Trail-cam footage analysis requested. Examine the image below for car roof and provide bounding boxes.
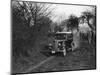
[56,31,72,34]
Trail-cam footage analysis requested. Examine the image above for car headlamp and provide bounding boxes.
[58,43,61,46]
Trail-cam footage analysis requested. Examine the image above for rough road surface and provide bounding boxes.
[22,41,96,73]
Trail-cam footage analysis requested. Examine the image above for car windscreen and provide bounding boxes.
[55,34,66,40]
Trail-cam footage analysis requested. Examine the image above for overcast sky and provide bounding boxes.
[50,4,94,23]
[12,1,95,24]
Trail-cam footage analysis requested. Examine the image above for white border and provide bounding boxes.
[0,0,99,75]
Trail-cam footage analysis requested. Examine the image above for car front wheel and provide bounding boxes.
[63,49,66,56]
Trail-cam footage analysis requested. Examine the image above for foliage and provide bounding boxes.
[59,15,79,31]
[12,1,53,58]
[67,15,79,30]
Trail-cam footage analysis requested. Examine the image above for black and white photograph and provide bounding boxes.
[11,0,96,74]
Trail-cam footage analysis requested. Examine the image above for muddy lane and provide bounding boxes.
[30,42,96,73]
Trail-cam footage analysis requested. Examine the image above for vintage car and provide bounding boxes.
[48,31,73,56]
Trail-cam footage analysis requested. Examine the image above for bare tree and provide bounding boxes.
[12,1,54,58]
[80,9,96,44]
[13,1,54,26]
[82,11,95,31]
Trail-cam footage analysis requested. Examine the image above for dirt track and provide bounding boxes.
[23,41,96,73]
